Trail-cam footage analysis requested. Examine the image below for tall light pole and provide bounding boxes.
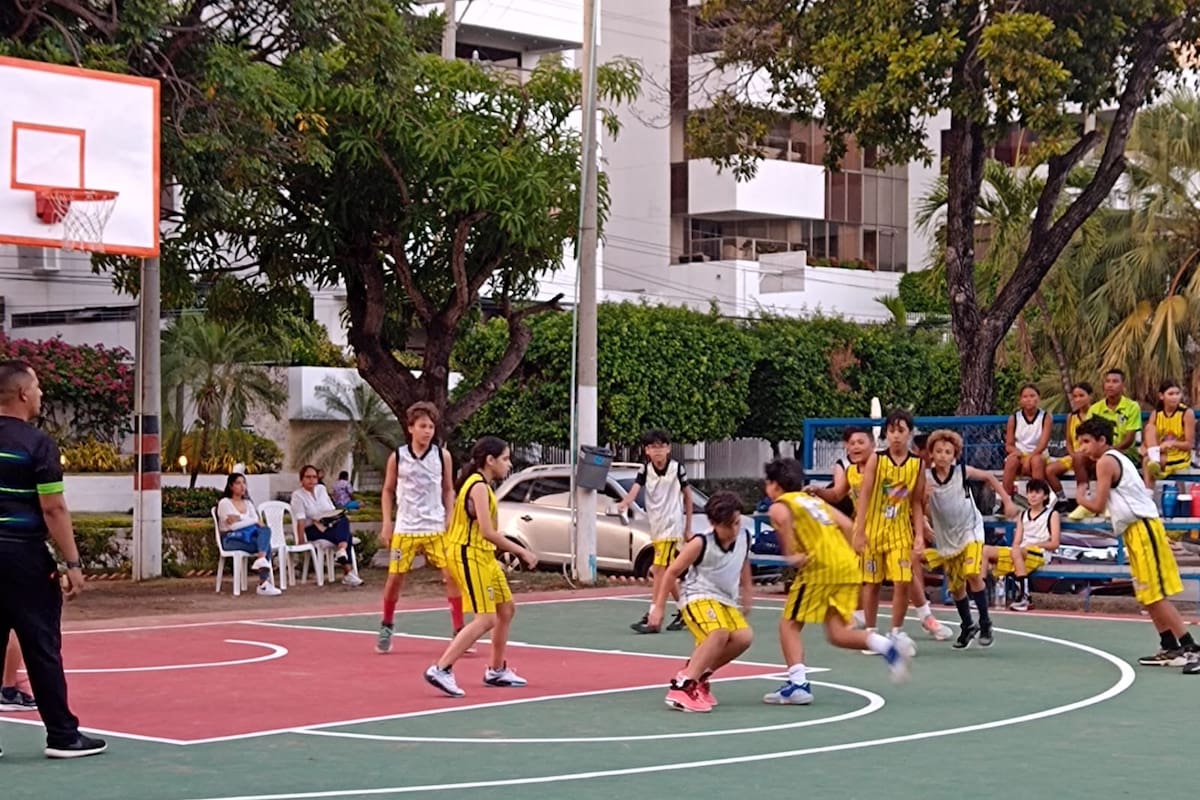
[572,0,601,584]
[442,0,457,59]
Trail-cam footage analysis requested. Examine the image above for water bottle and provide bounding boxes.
[1162,484,1179,517]
[1190,484,1200,520]
[994,577,1006,606]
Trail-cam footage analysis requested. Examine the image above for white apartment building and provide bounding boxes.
[0,1,940,351]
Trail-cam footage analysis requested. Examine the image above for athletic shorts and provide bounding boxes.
[447,545,512,614]
[681,599,748,645]
[783,581,859,625]
[924,541,983,595]
[388,532,448,574]
[653,539,681,568]
[861,547,912,584]
[1147,460,1190,480]
[1122,518,1183,607]
[991,546,1046,577]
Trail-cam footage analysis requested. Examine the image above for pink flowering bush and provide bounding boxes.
[0,335,134,443]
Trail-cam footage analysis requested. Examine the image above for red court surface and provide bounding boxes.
[0,621,777,744]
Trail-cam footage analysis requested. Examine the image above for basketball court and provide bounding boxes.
[2,588,1195,798]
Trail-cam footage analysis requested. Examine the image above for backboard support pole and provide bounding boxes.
[133,255,162,580]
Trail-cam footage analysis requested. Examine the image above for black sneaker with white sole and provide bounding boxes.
[1137,649,1186,667]
[978,621,994,648]
[953,622,979,650]
[1181,651,1200,675]
[45,733,107,759]
[630,614,660,634]
[666,611,686,631]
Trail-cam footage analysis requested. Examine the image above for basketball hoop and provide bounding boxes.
[34,187,119,253]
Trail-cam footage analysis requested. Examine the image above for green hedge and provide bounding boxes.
[163,487,223,518]
[691,478,765,513]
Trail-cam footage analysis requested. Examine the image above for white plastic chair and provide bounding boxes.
[258,500,320,589]
[212,507,252,596]
[311,537,361,584]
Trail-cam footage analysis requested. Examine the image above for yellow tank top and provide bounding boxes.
[1154,407,1190,467]
[846,462,865,509]
[447,473,498,551]
[865,450,921,551]
[779,491,859,585]
[1065,410,1086,453]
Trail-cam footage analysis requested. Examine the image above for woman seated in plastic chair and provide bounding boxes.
[217,473,282,596]
[291,464,363,586]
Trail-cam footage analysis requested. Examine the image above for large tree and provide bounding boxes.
[691,0,1200,412]
[2,1,639,434]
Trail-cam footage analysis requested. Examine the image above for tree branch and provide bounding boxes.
[444,293,564,429]
[388,239,436,323]
[449,211,488,311]
[378,149,412,207]
[345,259,419,412]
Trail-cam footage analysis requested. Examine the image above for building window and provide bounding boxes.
[11,306,137,328]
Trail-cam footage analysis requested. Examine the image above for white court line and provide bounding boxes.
[239,619,824,673]
[177,625,1137,800]
[61,640,287,674]
[295,679,884,744]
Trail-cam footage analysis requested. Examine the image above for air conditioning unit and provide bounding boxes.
[16,246,61,274]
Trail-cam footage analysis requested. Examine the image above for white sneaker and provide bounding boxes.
[256,582,282,596]
[484,662,528,687]
[890,630,917,658]
[921,615,953,641]
[424,665,465,697]
[342,573,364,587]
[762,681,813,705]
[251,557,271,571]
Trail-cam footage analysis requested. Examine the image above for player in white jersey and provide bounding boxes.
[376,402,459,654]
[920,430,1016,649]
[984,479,1060,611]
[1002,384,1052,496]
[618,429,694,633]
[1074,417,1199,673]
[648,491,752,712]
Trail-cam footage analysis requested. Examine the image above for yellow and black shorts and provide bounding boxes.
[924,541,983,595]
[653,539,681,568]
[783,581,859,625]
[861,547,913,584]
[681,599,748,645]
[446,545,512,614]
[1122,518,1183,607]
[388,532,448,574]
[991,545,1046,577]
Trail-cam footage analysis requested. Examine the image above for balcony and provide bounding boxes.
[688,158,825,220]
[416,1,582,51]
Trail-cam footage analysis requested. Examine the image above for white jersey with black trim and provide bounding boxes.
[1019,507,1053,548]
[637,459,688,540]
[680,530,750,608]
[1013,409,1045,454]
[925,465,983,555]
[394,443,446,535]
[1103,448,1158,534]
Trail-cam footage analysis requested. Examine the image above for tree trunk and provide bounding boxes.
[1032,291,1072,397]
[958,336,999,415]
[189,423,210,490]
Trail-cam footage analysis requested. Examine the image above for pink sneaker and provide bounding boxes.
[921,615,953,641]
[665,683,711,712]
[696,679,718,707]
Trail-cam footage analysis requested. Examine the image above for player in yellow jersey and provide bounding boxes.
[424,437,538,698]
[764,458,911,704]
[1141,379,1194,488]
[1046,382,1092,496]
[811,426,951,642]
[852,409,924,658]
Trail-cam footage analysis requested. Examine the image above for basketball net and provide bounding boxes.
[39,188,119,253]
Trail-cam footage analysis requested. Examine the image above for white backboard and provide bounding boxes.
[0,56,160,257]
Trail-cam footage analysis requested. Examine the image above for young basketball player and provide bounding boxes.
[618,430,694,633]
[920,430,1015,649]
[376,402,459,654]
[1074,417,1200,674]
[648,491,753,712]
[1141,379,1195,488]
[852,409,924,657]
[764,458,910,705]
[424,437,538,697]
[984,478,1060,612]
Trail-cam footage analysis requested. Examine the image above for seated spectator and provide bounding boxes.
[291,464,363,586]
[1,632,36,711]
[332,470,361,510]
[983,479,1061,612]
[1002,384,1052,498]
[1047,382,1092,497]
[217,473,281,596]
[1142,379,1194,489]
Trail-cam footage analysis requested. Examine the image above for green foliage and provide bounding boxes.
[292,377,404,481]
[898,271,949,314]
[59,439,134,473]
[689,478,765,513]
[0,336,134,443]
[162,488,223,518]
[455,303,755,447]
[179,429,284,475]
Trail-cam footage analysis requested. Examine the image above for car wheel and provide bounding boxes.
[633,547,655,579]
[497,538,530,574]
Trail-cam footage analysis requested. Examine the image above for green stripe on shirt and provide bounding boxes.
[0,486,36,495]
[36,481,65,495]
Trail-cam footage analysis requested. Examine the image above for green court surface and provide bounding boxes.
[2,593,1196,799]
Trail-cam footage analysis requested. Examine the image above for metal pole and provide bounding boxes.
[572,0,601,584]
[133,256,162,580]
[442,0,457,59]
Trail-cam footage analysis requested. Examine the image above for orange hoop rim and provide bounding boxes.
[35,187,120,203]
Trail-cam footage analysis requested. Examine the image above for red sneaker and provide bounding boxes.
[696,679,718,707]
[665,682,711,713]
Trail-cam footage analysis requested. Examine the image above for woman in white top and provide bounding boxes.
[217,473,281,596]
[290,464,362,586]
[1002,383,1053,496]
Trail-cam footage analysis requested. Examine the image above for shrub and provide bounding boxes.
[180,429,284,474]
[60,438,135,473]
[690,478,766,513]
[163,487,223,518]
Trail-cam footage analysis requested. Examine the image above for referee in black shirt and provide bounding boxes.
[0,360,105,759]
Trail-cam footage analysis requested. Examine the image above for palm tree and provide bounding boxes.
[161,314,287,487]
[292,377,403,483]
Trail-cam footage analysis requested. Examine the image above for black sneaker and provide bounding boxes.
[45,733,107,759]
[666,611,686,631]
[1137,649,1186,667]
[953,622,979,650]
[978,621,994,648]
[630,614,660,634]
[0,686,37,712]
[1183,652,1200,675]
